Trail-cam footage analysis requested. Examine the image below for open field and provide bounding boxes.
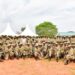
[0,58,75,75]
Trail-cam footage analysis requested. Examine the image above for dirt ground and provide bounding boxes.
[0,58,75,75]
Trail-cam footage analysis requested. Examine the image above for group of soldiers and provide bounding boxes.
[0,35,75,65]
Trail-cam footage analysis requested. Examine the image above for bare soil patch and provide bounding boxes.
[0,58,75,75]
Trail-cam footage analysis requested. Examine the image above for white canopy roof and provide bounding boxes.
[0,24,16,36]
[21,25,37,36]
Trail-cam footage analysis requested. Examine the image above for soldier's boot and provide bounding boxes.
[10,55,14,60]
[0,56,3,62]
[48,56,52,61]
[64,59,69,65]
[34,53,39,60]
[34,56,39,60]
[16,55,19,59]
[15,53,19,59]
[22,55,26,59]
[15,52,19,59]
[34,53,38,60]
[55,57,59,62]
[10,57,14,60]
[22,52,26,59]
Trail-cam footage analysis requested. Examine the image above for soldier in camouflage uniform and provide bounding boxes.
[38,44,44,59]
[55,44,61,62]
[34,44,40,60]
[9,45,15,59]
[64,46,75,65]
[41,42,48,58]
[19,44,29,59]
[31,42,35,57]
[3,44,10,60]
[19,44,25,59]
[21,43,31,58]
[60,44,65,58]
[47,44,54,60]
[26,43,31,57]
[14,44,20,59]
[0,43,4,61]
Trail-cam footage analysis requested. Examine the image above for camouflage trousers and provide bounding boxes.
[0,52,3,59]
[4,52,9,60]
[9,51,14,59]
[34,51,44,59]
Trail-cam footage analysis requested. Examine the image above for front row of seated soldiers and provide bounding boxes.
[0,36,75,65]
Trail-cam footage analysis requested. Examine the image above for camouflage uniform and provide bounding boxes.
[42,43,48,58]
[9,46,14,59]
[38,44,44,59]
[0,44,3,61]
[31,43,35,57]
[21,44,31,58]
[55,45,61,62]
[47,45,54,60]
[14,45,20,59]
[64,47,75,65]
[34,44,40,60]
[4,45,10,60]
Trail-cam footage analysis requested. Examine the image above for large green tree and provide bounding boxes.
[35,21,58,37]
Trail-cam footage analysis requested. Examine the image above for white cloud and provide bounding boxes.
[0,0,75,34]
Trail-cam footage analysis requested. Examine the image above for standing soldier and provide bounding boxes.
[9,45,15,59]
[14,44,20,59]
[19,44,29,59]
[34,44,40,60]
[47,44,54,60]
[38,44,44,59]
[0,43,4,61]
[31,43,35,57]
[26,43,31,57]
[55,44,61,62]
[42,42,48,58]
[22,43,31,58]
[20,44,26,59]
[4,44,10,60]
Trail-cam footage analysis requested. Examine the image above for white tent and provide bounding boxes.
[21,25,37,36]
[0,24,16,36]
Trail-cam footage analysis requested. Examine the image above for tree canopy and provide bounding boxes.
[35,21,58,37]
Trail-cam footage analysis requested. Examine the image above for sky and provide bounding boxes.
[0,0,75,34]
